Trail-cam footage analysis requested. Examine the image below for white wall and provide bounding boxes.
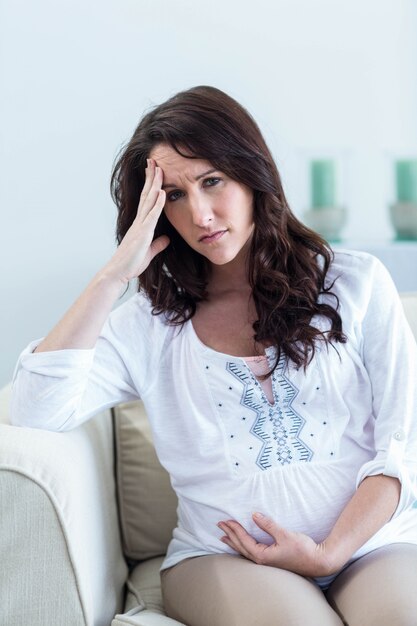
[1,0,416,386]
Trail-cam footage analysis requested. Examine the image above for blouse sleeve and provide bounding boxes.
[355,256,417,516]
[10,292,162,432]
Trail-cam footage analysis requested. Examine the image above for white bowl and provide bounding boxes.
[303,206,347,242]
[390,203,417,240]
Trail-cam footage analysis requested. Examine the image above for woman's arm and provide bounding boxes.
[34,271,124,352]
[218,473,400,577]
[320,473,400,572]
[11,161,170,431]
[35,159,168,353]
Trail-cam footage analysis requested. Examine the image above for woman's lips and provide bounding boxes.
[199,230,227,243]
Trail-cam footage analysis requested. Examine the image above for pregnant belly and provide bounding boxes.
[176,457,363,551]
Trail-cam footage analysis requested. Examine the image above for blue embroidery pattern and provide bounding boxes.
[226,354,313,469]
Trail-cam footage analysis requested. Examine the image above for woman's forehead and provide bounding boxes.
[149,144,211,176]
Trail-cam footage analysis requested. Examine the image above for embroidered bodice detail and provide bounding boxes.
[226,353,313,469]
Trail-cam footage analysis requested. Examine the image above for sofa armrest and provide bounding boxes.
[0,384,128,626]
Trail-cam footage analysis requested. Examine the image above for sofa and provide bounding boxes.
[1,293,417,626]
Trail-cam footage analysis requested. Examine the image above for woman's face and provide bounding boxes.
[149,143,255,266]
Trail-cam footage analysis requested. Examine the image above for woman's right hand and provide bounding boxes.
[32,158,170,353]
[103,158,170,286]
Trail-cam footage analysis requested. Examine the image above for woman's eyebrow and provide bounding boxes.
[162,168,219,190]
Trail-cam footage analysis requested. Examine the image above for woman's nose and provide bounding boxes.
[189,194,214,225]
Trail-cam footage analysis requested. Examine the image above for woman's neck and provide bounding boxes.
[207,237,252,297]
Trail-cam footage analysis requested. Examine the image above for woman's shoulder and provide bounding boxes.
[328,247,381,276]
[105,289,171,340]
[322,248,397,331]
[325,248,391,297]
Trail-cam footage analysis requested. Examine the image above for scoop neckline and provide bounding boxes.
[187,318,275,362]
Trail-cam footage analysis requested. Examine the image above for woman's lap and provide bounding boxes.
[160,553,342,626]
[161,544,417,626]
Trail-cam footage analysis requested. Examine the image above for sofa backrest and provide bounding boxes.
[112,401,178,562]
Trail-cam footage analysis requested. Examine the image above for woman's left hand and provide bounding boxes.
[217,513,335,577]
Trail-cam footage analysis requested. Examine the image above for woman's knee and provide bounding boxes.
[326,543,417,626]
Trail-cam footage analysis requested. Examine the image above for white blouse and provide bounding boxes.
[10,249,417,588]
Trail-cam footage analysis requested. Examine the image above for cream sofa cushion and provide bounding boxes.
[113,555,185,626]
[112,401,178,562]
[124,556,166,615]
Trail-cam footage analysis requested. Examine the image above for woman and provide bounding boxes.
[11,85,417,625]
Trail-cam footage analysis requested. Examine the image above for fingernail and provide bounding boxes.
[253,512,264,519]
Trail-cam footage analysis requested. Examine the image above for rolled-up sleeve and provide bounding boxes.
[10,292,161,432]
[355,257,417,516]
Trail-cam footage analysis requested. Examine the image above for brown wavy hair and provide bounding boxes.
[110,85,346,379]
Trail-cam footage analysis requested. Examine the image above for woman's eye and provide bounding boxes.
[167,190,183,202]
[167,178,221,203]
[204,177,221,186]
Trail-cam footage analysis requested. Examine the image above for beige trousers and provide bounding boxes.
[160,543,417,626]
